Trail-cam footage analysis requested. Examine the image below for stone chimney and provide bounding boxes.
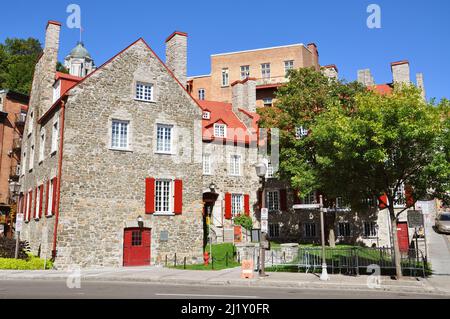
[357,69,374,87]
[391,60,410,84]
[416,73,426,100]
[322,65,338,80]
[307,43,320,71]
[36,20,61,115]
[165,31,187,86]
[231,78,256,127]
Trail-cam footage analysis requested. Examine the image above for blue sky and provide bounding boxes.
[1,0,449,101]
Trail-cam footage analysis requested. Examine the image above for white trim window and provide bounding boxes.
[221,68,229,87]
[263,98,273,107]
[47,179,54,216]
[203,154,211,175]
[363,221,378,238]
[39,129,45,163]
[35,186,40,220]
[266,162,274,178]
[302,191,316,205]
[51,120,59,154]
[295,126,308,139]
[261,63,271,79]
[111,120,129,150]
[231,194,244,217]
[21,151,26,176]
[284,60,294,76]
[240,65,250,79]
[269,223,280,238]
[27,111,33,136]
[337,221,351,237]
[156,124,173,154]
[267,190,280,211]
[394,183,406,207]
[214,123,226,138]
[53,80,61,103]
[135,82,153,102]
[229,155,241,176]
[29,143,35,171]
[198,89,205,101]
[202,111,211,120]
[155,180,172,214]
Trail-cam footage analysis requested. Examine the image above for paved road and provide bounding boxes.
[0,280,446,299]
[424,212,450,275]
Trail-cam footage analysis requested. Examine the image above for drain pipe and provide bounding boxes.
[52,100,66,260]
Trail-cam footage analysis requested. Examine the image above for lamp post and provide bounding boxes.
[255,161,267,277]
[137,215,144,230]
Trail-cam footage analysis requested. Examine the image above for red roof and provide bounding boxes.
[55,72,82,82]
[371,84,393,95]
[197,100,259,145]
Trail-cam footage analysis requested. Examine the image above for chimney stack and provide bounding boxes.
[307,43,320,71]
[391,60,410,85]
[165,31,187,86]
[357,69,374,87]
[416,73,426,100]
[231,78,256,127]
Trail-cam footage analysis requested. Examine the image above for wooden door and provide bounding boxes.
[123,228,151,266]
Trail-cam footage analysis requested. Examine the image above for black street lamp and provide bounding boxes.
[255,161,268,277]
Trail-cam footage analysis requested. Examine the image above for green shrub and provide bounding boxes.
[233,215,253,231]
[0,255,53,270]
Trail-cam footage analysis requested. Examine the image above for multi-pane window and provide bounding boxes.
[229,155,241,176]
[214,123,226,138]
[261,63,271,79]
[111,120,129,149]
[29,144,35,171]
[35,186,40,219]
[203,154,211,175]
[21,151,26,175]
[363,222,378,238]
[263,98,273,107]
[131,230,142,246]
[155,180,171,213]
[266,162,274,178]
[394,183,406,207]
[53,80,61,103]
[240,65,250,79]
[221,68,229,86]
[302,191,316,205]
[284,60,294,76]
[267,191,280,211]
[295,126,308,139]
[337,222,351,237]
[136,82,153,101]
[202,111,211,120]
[198,89,206,100]
[304,223,317,237]
[51,120,59,154]
[39,130,45,162]
[231,194,244,217]
[363,197,377,207]
[27,111,33,136]
[156,124,173,153]
[269,223,280,238]
[47,179,54,216]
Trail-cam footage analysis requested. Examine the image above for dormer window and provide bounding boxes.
[135,82,153,102]
[202,111,210,120]
[53,80,61,103]
[214,123,227,138]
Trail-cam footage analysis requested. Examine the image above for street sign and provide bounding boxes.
[407,210,424,228]
[15,213,24,232]
[261,220,268,233]
[261,208,268,220]
[251,229,261,243]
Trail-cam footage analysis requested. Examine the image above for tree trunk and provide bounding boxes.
[328,229,336,248]
[390,211,403,280]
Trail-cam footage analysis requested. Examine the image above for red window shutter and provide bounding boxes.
[378,194,388,209]
[174,179,183,215]
[280,189,287,211]
[244,194,250,216]
[224,193,232,220]
[45,180,50,216]
[52,177,58,215]
[39,185,43,218]
[145,178,155,214]
[405,185,414,207]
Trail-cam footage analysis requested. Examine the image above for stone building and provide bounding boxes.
[18,21,204,269]
[0,90,29,238]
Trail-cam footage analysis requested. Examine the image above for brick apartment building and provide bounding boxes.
[0,90,29,238]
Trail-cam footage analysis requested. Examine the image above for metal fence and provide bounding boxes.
[263,247,429,277]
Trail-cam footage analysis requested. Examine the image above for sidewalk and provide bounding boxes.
[0,266,449,296]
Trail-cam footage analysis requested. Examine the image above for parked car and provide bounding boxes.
[435,213,450,234]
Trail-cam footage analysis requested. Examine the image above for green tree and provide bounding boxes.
[0,38,42,94]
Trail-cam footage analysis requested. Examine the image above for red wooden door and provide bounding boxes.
[123,228,151,267]
[397,222,409,253]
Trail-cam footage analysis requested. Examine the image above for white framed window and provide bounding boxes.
[51,120,59,154]
[229,155,241,176]
[155,180,172,214]
[156,124,173,154]
[266,162,274,178]
[267,190,280,211]
[39,129,45,163]
[111,120,129,150]
[198,89,205,100]
[221,68,229,87]
[269,223,280,238]
[263,98,273,107]
[35,186,40,220]
[304,223,317,237]
[203,154,211,175]
[53,80,61,103]
[284,60,294,76]
[295,126,308,139]
[135,82,153,102]
[29,143,35,172]
[47,179,54,216]
[240,65,250,79]
[214,123,226,138]
[394,183,406,207]
[302,191,316,205]
[231,194,244,217]
[261,63,271,79]
[202,111,211,120]
[21,151,26,176]
[27,111,33,136]
[363,221,378,238]
[337,222,351,237]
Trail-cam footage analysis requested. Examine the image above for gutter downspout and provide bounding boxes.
[52,100,65,259]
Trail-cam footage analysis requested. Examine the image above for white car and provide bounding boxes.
[435,213,450,234]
